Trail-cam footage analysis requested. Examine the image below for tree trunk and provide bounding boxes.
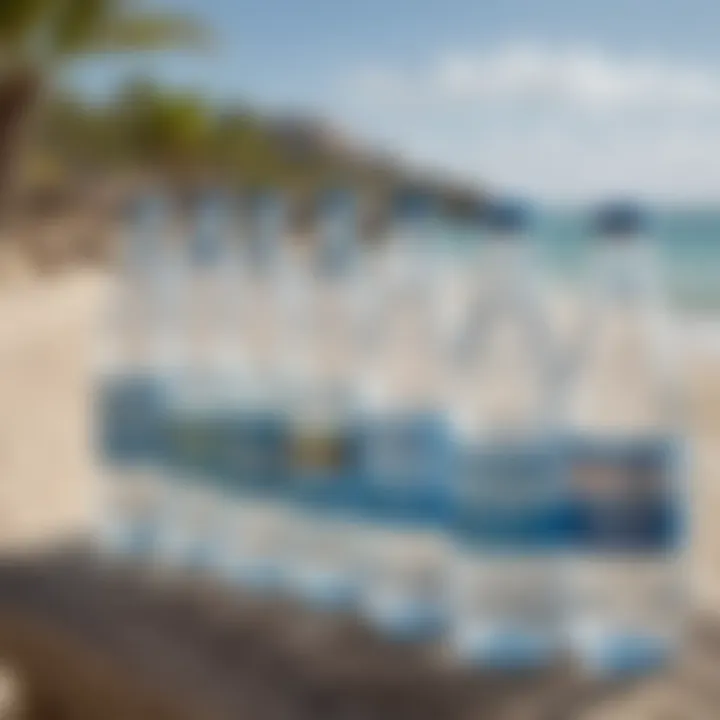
[0,69,42,225]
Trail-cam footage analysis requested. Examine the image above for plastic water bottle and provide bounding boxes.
[285,189,364,608]
[96,192,172,559]
[565,202,687,676]
[221,189,291,590]
[160,189,237,570]
[357,190,451,638]
[449,199,566,669]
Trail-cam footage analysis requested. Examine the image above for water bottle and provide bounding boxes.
[449,199,566,669]
[357,190,451,639]
[565,202,687,676]
[220,189,291,590]
[160,189,237,570]
[285,188,364,609]
[95,192,172,559]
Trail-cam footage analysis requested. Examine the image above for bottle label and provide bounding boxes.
[163,410,286,494]
[164,414,223,480]
[97,374,163,466]
[566,436,685,553]
[360,413,450,526]
[454,441,566,550]
[221,413,287,494]
[288,422,359,508]
[291,429,351,477]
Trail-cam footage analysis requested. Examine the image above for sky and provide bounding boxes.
[73,0,720,203]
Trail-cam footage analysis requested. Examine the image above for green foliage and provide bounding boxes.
[0,0,482,215]
[115,80,213,169]
[0,0,207,217]
[0,0,205,68]
[33,78,483,214]
[37,79,352,186]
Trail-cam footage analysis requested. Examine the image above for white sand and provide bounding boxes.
[0,271,105,551]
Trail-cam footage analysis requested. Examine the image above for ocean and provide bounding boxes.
[534,208,720,314]
[444,207,720,355]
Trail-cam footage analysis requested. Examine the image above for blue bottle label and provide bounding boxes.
[291,428,352,478]
[288,422,360,508]
[96,374,163,466]
[360,412,450,526]
[220,412,287,495]
[454,440,566,550]
[566,436,685,553]
[164,413,224,480]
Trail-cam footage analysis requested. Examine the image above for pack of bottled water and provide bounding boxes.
[94,186,688,677]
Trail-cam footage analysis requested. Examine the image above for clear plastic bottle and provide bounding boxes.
[95,192,173,559]
[220,189,292,590]
[284,188,364,608]
[449,199,566,669]
[357,190,452,639]
[565,202,687,676]
[160,189,237,570]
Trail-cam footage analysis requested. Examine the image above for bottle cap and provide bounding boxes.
[243,188,286,266]
[392,188,436,221]
[190,190,232,266]
[593,201,645,237]
[123,192,167,225]
[246,187,285,216]
[484,198,531,234]
[317,189,358,274]
[319,187,357,214]
[121,193,168,270]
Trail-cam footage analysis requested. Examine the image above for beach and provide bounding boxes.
[0,269,718,718]
[0,271,104,551]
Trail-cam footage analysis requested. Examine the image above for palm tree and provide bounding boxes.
[0,0,206,217]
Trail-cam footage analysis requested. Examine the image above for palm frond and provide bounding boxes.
[52,0,117,55]
[64,12,209,54]
[0,0,51,45]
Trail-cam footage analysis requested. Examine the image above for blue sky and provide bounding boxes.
[72,0,720,202]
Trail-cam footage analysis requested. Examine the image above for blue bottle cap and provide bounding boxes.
[243,188,286,265]
[246,187,285,217]
[198,187,233,215]
[317,189,358,274]
[593,201,645,237]
[484,198,532,234]
[190,189,232,266]
[319,187,357,215]
[122,193,168,269]
[124,192,167,225]
[392,188,436,221]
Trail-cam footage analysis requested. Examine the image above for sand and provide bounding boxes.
[0,271,104,551]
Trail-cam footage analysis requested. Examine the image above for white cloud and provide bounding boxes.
[350,44,720,113]
[341,44,720,200]
[429,44,720,111]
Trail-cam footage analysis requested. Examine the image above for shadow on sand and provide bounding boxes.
[0,545,712,720]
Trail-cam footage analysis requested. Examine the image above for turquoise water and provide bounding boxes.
[532,209,720,312]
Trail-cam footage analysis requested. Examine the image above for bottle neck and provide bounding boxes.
[394,214,436,252]
[592,234,658,309]
[482,233,536,302]
[247,204,284,270]
[189,200,233,269]
[316,208,357,277]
